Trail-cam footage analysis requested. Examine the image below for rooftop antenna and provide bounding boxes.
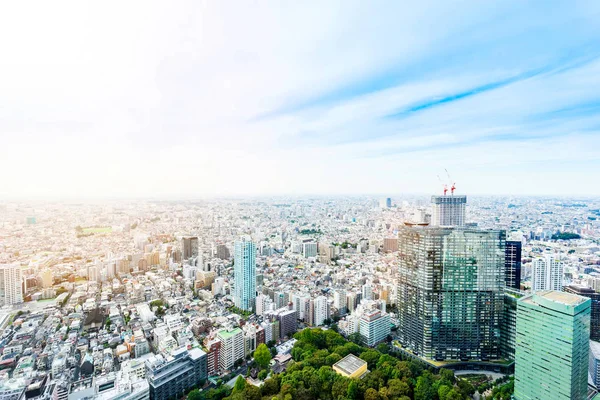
[445,169,456,195]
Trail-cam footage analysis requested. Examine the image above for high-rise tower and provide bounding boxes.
[396,226,506,361]
[0,264,23,306]
[430,195,467,227]
[505,240,522,290]
[234,238,256,311]
[514,290,590,400]
[181,236,199,260]
[532,255,563,292]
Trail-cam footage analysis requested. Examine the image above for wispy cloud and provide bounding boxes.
[1,1,600,197]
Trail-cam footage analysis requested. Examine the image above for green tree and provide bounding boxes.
[258,370,268,380]
[233,376,246,393]
[347,380,359,399]
[325,353,342,366]
[376,343,389,354]
[360,349,381,370]
[415,371,437,400]
[439,368,455,384]
[261,376,280,396]
[385,379,411,398]
[364,388,380,400]
[457,379,475,397]
[445,388,464,400]
[438,384,451,400]
[254,343,272,370]
[187,389,201,400]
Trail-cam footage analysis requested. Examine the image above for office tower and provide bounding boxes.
[383,238,398,253]
[216,328,244,371]
[590,341,600,389]
[505,240,522,289]
[145,347,207,400]
[532,255,564,292]
[215,244,230,260]
[359,309,391,347]
[313,296,330,326]
[430,195,467,227]
[361,284,373,301]
[565,284,600,341]
[514,291,590,400]
[276,309,298,339]
[500,289,524,361]
[302,242,318,258]
[334,290,347,314]
[181,236,199,260]
[397,226,506,361]
[233,238,256,311]
[0,264,23,306]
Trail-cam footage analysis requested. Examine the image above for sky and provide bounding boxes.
[1,1,600,199]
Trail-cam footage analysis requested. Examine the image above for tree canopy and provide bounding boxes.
[188,327,512,400]
[254,343,272,370]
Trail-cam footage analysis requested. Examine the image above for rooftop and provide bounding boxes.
[528,290,589,306]
[333,354,367,375]
[217,328,242,339]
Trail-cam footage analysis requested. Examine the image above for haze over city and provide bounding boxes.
[2,1,600,198]
[2,3,600,400]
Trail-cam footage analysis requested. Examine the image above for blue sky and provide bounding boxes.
[1,1,600,198]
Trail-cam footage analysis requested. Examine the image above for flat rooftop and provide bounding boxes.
[333,354,367,375]
[524,290,589,306]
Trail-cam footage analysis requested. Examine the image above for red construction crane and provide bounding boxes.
[445,169,456,195]
[437,175,448,195]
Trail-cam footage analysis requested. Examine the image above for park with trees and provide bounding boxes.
[187,327,513,400]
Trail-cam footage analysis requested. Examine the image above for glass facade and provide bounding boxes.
[514,291,590,400]
[234,239,256,311]
[397,226,506,361]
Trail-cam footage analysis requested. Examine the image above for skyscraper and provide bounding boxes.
[181,236,199,260]
[0,264,23,306]
[514,291,590,400]
[505,240,522,289]
[397,226,506,361]
[430,195,467,227]
[234,238,256,311]
[564,284,600,341]
[500,289,524,361]
[532,255,563,292]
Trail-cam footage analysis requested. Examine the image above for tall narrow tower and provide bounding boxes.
[234,238,256,311]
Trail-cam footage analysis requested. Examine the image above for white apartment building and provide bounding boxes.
[0,264,23,306]
[532,255,564,291]
[216,328,244,371]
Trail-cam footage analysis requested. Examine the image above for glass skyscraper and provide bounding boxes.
[505,240,522,290]
[397,226,506,361]
[514,291,590,400]
[234,238,256,311]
